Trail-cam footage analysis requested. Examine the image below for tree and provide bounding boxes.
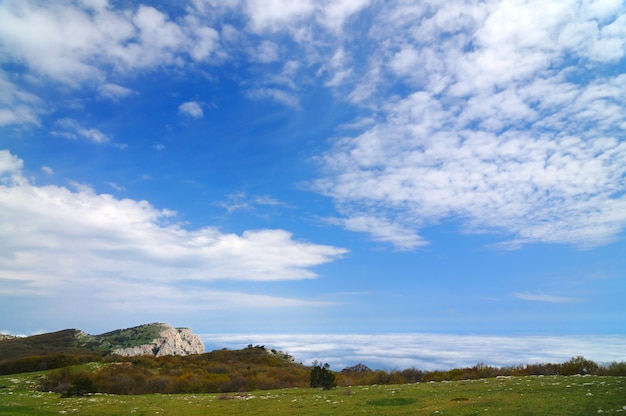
[310,362,336,390]
[560,356,599,375]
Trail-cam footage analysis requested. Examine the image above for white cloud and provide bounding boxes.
[514,292,580,304]
[318,0,370,31]
[218,192,292,214]
[184,14,220,62]
[246,87,300,108]
[0,0,221,87]
[0,151,347,295]
[250,40,280,63]
[202,333,626,370]
[0,71,42,127]
[315,0,626,249]
[178,101,204,118]
[329,215,427,251]
[3,0,626,251]
[245,0,315,33]
[243,0,369,34]
[98,83,137,101]
[0,150,23,177]
[106,181,125,192]
[51,118,109,143]
[41,166,54,175]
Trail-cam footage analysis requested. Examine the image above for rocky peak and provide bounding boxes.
[112,324,204,357]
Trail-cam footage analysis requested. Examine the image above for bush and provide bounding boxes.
[310,362,336,390]
[559,356,599,376]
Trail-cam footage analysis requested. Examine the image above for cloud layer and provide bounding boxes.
[203,333,626,371]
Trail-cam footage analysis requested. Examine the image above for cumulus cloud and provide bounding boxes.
[178,101,204,118]
[0,150,23,176]
[0,150,347,304]
[314,0,626,249]
[0,0,220,85]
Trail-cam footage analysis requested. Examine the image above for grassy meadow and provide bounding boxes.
[2,370,625,415]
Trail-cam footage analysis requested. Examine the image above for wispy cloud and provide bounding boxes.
[326,215,427,251]
[51,118,109,143]
[514,292,580,304]
[0,70,42,127]
[249,40,280,63]
[98,83,137,102]
[106,181,125,192]
[246,87,300,108]
[218,192,293,214]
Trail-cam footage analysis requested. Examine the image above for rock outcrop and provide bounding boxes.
[112,324,204,357]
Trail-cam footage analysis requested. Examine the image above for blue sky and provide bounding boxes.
[1,0,626,367]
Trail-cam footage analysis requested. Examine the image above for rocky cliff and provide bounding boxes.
[111,324,204,357]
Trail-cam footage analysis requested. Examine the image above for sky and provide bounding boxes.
[1,0,626,369]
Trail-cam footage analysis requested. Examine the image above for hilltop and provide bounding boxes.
[0,323,203,374]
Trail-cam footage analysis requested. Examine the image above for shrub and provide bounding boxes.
[310,362,336,390]
[559,356,599,376]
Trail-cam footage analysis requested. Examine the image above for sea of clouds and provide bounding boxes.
[201,333,626,371]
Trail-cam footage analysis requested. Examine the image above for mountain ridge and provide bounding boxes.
[0,323,204,361]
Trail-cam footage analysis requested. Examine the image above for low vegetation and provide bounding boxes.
[27,351,626,397]
[2,370,625,415]
[2,329,626,414]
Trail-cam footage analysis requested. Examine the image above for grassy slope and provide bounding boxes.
[0,330,91,361]
[1,371,624,415]
[89,323,168,351]
[0,323,168,360]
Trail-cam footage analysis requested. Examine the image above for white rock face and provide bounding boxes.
[112,325,204,357]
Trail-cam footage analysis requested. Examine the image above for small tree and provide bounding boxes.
[310,362,336,390]
[560,356,599,375]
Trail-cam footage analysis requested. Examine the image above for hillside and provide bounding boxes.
[0,329,94,360]
[39,344,308,395]
[0,334,17,341]
[0,323,204,374]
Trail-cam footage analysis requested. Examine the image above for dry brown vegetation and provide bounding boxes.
[33,347,626,397]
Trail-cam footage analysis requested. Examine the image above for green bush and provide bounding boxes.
[310,362,336,390]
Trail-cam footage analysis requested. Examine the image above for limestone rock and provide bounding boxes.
[112,324,204,357]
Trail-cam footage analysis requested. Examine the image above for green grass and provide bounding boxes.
[92,323,167,350]
[2,372,625,415]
